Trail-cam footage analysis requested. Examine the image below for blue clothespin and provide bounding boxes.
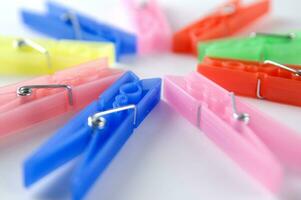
[21,1,137,59]
[23,71,161,200]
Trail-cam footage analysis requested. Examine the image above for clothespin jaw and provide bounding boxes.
[23,71,161,200]
[123,0,172,54]
[172,0,270,55]
[21,1,137,59]
[164,72,286,192]
[0,59,123,136]
[198,32,301,65]
[198,57,301,106]
[0,36,115,75]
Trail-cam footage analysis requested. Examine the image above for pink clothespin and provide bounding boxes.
[0,59,123,137]
[123,0,172,54]
[164,72,301,192]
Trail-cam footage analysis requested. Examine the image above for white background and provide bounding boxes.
[0,0,301,200]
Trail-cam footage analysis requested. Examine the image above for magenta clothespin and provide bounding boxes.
[164,72,301,192]
[0,59,123,137]
[123,0,172,54]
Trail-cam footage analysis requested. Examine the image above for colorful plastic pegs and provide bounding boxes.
[173,0,270,55]
[123,0,172,54]
[198,57,301,106]
[198,32,301,66]
[23,71,161,200]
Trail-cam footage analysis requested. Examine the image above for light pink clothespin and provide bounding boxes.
[0,59,123,137]
[123,0,172,54]
[164,72,301,192]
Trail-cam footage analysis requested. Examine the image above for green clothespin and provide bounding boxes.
[198,32,301,65]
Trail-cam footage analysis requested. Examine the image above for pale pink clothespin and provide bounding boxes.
[0,59,123,137]
[123,0,172,54]
[164,72,301,192]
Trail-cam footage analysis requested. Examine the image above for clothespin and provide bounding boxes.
[0,59,123,137]
[23,71,161,200]
[198,57,301,106]
[0,36,115,75]
[123,0,172,54]
[173,0,270,55]
[198,32,301,65]
[164,72,301,192]
[21,1,137,59]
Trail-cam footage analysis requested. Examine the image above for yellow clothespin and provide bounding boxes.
[0,36,115,75]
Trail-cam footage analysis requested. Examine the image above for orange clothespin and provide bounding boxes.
[173,0,270,55]
[198,57,301,106]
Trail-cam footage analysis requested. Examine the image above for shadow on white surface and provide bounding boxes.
[280,172,301,200]
[28,159,78,200]
[0,112,76,200]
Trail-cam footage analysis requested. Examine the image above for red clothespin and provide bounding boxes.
[198,57,301,107]
[173,0,270,55]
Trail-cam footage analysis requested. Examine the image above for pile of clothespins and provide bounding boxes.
[0,0,301,200]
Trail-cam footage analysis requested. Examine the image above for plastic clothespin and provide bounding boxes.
[198,32,301,65]
[198,57,301,106]
[173,0,270,55]
[123,0,172,54]
[0,59,123,137]
[21,1,137,59]
[164,72,301,192]
[0,36,115,75]
[23,71,161,200]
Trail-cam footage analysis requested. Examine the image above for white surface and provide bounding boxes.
[0,0,301,200]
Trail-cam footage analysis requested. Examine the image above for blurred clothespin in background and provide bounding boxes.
[0,36,115,75]
[173,0,270,55]
[123,0,172,54]
[21,1,137,59]
[198,32,301,65]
